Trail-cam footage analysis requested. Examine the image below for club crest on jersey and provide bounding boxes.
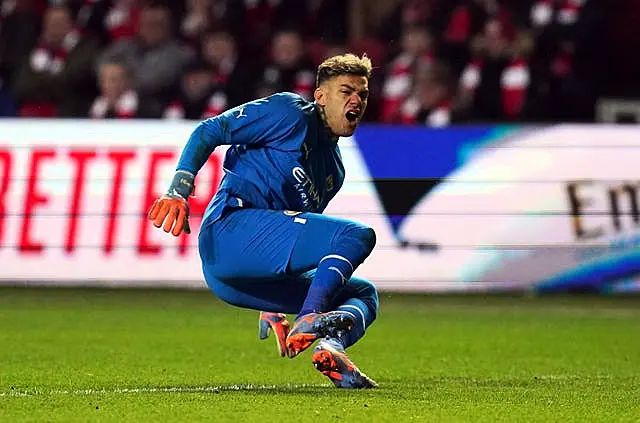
[283,210,303,216]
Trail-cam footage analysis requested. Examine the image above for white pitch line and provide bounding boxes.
[0,383,331,398]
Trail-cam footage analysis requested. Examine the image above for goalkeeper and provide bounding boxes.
[149,54,378,389]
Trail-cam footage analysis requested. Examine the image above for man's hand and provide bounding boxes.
[149,170,195,236]
[148,193,191,236]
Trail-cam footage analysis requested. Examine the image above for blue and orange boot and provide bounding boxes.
[312,337,378,389]
[285,311,355,358]
[258,312,291,357]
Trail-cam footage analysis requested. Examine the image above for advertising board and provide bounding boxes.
[1,120,638,293]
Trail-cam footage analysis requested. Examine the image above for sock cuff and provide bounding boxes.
[338,304,366,329]
[320,254,354,273]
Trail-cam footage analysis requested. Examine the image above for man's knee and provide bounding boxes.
[361,280,379,322]
[347,277,379,323]
[336,223,376,260]
[358,226,377,256]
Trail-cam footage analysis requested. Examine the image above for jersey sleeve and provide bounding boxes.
[176,93,308,175]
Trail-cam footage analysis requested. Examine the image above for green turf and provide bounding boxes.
[1,287,639,422]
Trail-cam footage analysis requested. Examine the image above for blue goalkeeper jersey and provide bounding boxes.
[176,92,345,225]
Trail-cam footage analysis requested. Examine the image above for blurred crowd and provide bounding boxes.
[0,0,629,126]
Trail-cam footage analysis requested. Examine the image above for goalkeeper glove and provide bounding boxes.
[148,170,194,237]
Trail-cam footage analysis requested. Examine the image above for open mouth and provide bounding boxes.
[345,111,359,122]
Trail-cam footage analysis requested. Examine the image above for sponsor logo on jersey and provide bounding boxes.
[292,166,321,210]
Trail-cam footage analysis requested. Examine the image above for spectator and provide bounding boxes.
[441,0,510,75]
[278,0,349,45]
[0,0,41,88]
[181,0,232,45]
[164,61,220,120]
[456,16,531,122]
[225,0,284,58]
[203,30,255,105]
[0,78,16,116]
[98,4,194,105]
[526,0,606,122]
[380,25,435,123]
[164,30,257,120]
[378,0,449,52]
[181,0,212,44]
[76,0,150,45]
[399,61,458,127]
[256,30,315,100]
[12,4,100,117]
[89,59,160,118]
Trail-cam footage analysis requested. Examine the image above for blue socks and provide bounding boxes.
[296,224,376,319]
[299,254,353,317]
[337,298,375,348]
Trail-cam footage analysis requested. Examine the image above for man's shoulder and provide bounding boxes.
[265,92,314,112]
[253,92,315,127]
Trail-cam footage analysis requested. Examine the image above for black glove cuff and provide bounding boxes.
[168,170,195,199]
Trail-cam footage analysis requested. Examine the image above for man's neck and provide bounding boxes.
[314,103,339,143]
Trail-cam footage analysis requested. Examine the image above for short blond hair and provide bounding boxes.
[316,53,372,87]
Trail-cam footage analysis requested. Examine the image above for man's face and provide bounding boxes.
[99,63,128,100]
[42,8,72,48]
[202,33,235,67]
[182,70,214,101]
[272,32,303,69]
[417,75,447,109]
[484,20,510,58]
[402,27,431,56]
[314,74,369,137]
[138,8,170,47]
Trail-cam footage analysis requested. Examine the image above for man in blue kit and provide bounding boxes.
[148,54,378,389]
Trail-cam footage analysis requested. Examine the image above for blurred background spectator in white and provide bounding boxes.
[90,59,160,118]
[98,4,194,107]
[256,29,315,100]
[456,15,532,122]
[12,4,100,117]
[76,0,151,46]
[163,60,219,120]
[399,61,458,127]
[164,29,257,120]
[380,25,435,123]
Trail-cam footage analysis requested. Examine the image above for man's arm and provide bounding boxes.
[149,93,307,236]
[176,94,306,175]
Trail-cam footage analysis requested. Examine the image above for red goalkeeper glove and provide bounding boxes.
[148,193,191,236]
[148,170,194,237]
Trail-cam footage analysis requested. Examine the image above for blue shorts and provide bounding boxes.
[197,208,376,313]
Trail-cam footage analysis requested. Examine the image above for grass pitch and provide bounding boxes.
[1,287,639,422]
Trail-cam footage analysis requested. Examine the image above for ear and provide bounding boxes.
[314,87,326,106]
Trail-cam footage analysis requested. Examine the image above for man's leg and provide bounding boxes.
[289,219,376,318]
[203,270,378,349]
[203,268,379,382]
[199,208,376,350]
[282,213,376,357]
[199,208,375,310]
[332,276,379,349]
